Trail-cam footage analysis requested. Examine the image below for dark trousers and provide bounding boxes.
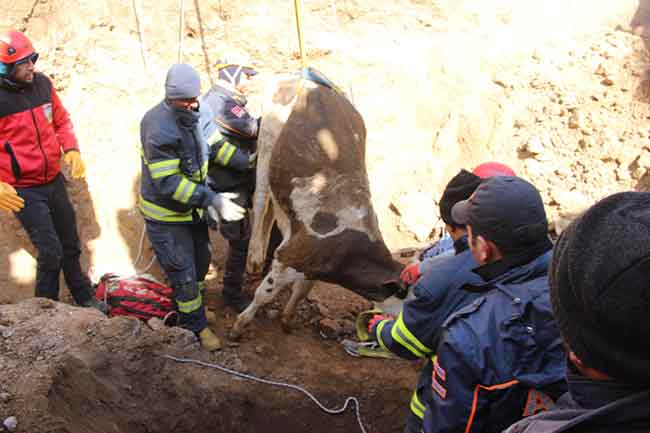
[15,174,92,304]
[220,216,250,295]
[221,216,283,294]
[404,411,423,433]
[145,220,209,333]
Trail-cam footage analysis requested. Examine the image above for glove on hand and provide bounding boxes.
[211,192,245,222]
[400,262,422,286]
[0,182,24,212]
[63,150,86,179]
[367,314,392,334]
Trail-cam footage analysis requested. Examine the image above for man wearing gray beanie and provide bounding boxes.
[505,192,650,433]
[139,64,245,351]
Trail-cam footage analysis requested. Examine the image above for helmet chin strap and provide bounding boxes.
[0,65,30,90]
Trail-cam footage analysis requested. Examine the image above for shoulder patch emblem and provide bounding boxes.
[230,105,245,118]
[522,389,554,417]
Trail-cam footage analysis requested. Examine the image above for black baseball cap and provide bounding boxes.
[451,176,549,253]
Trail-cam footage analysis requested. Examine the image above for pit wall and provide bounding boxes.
[1,0,644,301]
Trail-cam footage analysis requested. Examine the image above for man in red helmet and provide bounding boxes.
[401,162,517,287]
[0,30,99,308]
[472,161,516,179]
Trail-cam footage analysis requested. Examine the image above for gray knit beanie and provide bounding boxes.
[165,64,201,99]
[550,191,650,384]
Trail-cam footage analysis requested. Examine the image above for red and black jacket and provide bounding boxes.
[0,72,78,187]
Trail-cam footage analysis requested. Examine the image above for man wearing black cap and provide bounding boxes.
[504,192,650,433]
[420,176,566,433]
[367,169,486,433]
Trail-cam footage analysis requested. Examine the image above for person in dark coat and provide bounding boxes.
[421,176,567,433]
[504,191,650,433]
[368,169,485,433]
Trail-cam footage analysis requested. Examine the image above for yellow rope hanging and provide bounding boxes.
[293,0,306,68]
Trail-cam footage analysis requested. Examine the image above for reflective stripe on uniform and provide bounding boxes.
[391,311,432,358]
[172,177,197,204]
[191,160,209,182]
[410,391,426,419]
[139,196,193,222]
[215,141,237,166]
[375,320,391,353]
[177,293,203,313]
[148,158,181,179]
[197,281,206,294]
[207,129,226,146]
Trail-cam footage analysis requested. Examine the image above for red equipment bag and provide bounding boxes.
[94,273,176,321]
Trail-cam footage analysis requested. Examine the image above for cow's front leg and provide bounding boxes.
[229,262,306,339]
[281,279,315,332]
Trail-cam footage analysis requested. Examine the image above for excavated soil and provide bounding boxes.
[2,0,650,432]
[0,295,418,433]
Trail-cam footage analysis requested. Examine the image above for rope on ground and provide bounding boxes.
[161,354,369,433]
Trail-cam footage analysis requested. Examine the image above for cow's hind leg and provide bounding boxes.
[230,263,306,340]
[281,279,315,332]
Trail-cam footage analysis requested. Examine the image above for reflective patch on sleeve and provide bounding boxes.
[432,373,448,400]
[375,320,391,353]
[215,141,237,166]
[148,158,181,179]
[207,129,225,146]
[173,177,197,203]
[410,391,426,419]
[434,358,446,382]
[522,389,554,417]
[390,312,432,358]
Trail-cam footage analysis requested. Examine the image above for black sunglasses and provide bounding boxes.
[15,52,39,66]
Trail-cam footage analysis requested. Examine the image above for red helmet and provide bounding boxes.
[0,30,36,64]
[472,161,516,179]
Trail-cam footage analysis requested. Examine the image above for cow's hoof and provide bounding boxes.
[228,326,243,341]
[280,317,296,333]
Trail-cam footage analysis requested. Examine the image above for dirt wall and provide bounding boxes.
[1,0,647,302]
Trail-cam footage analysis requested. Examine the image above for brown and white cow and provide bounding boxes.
[230,70,403,339]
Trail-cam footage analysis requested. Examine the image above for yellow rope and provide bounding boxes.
[293,0,306,68]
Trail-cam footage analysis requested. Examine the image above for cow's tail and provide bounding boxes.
[247,73,299,274]
[247,112,274,275]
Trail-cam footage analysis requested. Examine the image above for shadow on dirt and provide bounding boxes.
[0,174,100,304]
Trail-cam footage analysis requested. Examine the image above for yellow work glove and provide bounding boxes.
[63,150,86,179]
[0,182,25,212]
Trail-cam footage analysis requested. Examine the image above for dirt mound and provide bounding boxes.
[1,0,650,431]
[0,298,417,433]
[2,0,648,301]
